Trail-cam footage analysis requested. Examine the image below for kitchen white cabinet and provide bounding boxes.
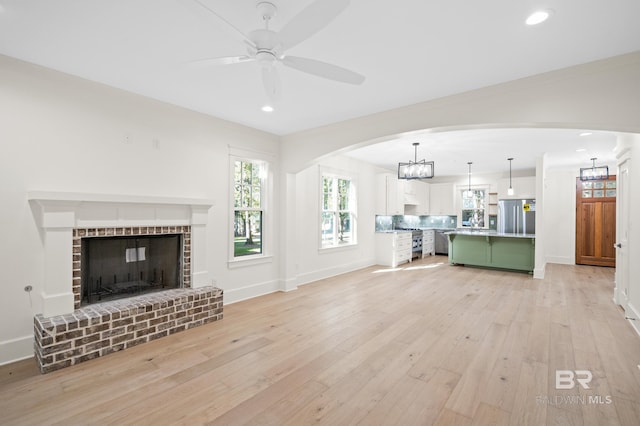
[403,180,418,204]
[375,232,412,267]
[429,183,455,215]
[422,229,435,257]
[375,173,404,215]
[403,180,430,215]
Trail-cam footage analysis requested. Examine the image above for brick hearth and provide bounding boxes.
[34,287,223,373]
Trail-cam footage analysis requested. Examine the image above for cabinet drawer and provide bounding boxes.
[396,239,412,250]
[396,251,411,262]
[396,233,412,242]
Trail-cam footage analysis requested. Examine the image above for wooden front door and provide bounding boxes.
[576,176,616,267]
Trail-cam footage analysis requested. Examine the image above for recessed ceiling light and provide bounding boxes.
[526,10,552,26]
[579,132,593,137]
[576,148,587,152]
[261,105,274,112]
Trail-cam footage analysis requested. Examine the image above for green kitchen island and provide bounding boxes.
[447,230,535,273]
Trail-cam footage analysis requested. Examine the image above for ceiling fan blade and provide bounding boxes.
[282,56,365,85]
[191,0,255,48]
[190,55,255,66]
[278,0,350,50]
[262,66,281,102]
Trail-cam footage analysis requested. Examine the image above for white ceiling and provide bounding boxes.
[1,0,638,174]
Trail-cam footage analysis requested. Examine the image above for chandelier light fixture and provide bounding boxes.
[398,142,435,179]
[507,157,515,196]
[465,162,473,198]
[580,157,609,181]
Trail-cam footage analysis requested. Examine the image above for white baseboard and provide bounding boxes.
[626,302,640,337]
[546,256,574,265]
[533,263,546,279]
[0,335,34,366]
[296,259,375,287]
[223,279,280,305]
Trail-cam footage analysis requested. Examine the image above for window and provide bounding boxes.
[233,160,266,258]
[321,175,356,248]
[461,189,486,227]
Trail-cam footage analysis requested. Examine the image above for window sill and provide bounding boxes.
[319,243,358,253]
[227,254,273,269]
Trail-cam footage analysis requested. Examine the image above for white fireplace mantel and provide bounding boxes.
[28,191,215,317]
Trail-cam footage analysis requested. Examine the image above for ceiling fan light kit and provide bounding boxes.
[192,0,365,102]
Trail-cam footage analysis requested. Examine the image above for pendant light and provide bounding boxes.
[580,157,609,181]
[507,157,515,196]
[465,162,473,198]
[398,142,435,179]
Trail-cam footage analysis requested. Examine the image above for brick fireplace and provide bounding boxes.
[73,225,192,308]
[28,192,221,373]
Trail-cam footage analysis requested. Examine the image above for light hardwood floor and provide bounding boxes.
[2,258,640,425]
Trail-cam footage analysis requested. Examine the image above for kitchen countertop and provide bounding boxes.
[446,230,536,238]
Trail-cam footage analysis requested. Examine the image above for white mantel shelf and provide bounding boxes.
[28,190,214,317]
[27,191,215,208]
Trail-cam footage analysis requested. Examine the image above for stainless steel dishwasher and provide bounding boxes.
[434,229,453,255]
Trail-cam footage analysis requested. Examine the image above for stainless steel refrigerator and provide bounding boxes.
[498,199,536,234]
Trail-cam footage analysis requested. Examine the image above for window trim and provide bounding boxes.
[458,185,490,228]
[319,167,358,250]
[228,147,274,265]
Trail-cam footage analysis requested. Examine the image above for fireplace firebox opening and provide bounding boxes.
[80,234,183,306]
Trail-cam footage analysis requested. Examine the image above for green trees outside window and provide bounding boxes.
[322,175,356,248]
[234,161,264,257]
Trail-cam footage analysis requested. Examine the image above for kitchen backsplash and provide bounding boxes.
[375,215,458,231]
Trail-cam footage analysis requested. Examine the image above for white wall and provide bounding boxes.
[543,169,578,265]
[281,52,640,173]
[0,56,280,364]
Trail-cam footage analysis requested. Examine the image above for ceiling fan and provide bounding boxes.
[191,0,365,102]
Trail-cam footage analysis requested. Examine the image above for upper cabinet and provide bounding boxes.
[404,180,430,215]
[429,183,455,215]
[376,174,431,215]
[375,173,404,215]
